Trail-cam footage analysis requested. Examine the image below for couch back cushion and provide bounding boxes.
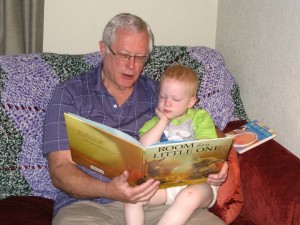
[0,46,248,200]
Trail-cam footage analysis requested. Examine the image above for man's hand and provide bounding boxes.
[207,161,229,186]
[205,127,229,186]
[48,151,160,202]
[104,171,160,203]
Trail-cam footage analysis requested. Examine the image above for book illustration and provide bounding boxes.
[232,131,258,148]
[144,157,225,187]
[226,120,276,154]
[65,113,234,188]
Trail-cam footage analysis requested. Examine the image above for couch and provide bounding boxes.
[0,46,299,225]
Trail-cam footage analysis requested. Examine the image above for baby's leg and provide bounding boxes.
[157,183,214,225]
[148,189,167,205]
[125,189,167,225]
[125,201,146,225]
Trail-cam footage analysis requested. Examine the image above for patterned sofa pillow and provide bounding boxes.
[0,46,248,200]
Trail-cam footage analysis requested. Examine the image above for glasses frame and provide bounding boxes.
[107,45,149,63]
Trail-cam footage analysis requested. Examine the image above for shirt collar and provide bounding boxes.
[170,109,191,125]
[94,63,107,93]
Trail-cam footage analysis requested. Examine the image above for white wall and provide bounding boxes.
[43,0,218,54]
[44,0,299,158]
[216,0,300,157]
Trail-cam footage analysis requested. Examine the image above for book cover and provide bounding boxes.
[64,113,233,188]
[225,120,276,154]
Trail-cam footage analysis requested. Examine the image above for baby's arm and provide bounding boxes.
[139,108,169,146]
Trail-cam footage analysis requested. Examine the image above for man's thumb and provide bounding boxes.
[120,170,129,181]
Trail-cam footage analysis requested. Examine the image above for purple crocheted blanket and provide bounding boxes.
[0,46,248,200]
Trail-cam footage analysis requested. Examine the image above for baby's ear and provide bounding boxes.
[188,96,198,108]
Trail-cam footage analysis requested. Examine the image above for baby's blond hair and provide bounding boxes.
[160,64,198,97]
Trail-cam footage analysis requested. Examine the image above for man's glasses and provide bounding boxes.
[107,45,148,63]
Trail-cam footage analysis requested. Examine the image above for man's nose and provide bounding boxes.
[126,56,136,69]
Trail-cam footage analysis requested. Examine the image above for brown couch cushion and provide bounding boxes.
[0,196,53,225]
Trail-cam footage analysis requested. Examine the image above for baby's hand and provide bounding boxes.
[155,108,169,122]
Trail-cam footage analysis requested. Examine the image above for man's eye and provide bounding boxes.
[117,53,130,59]
[135,56,147,62]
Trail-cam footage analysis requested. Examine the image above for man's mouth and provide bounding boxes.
[122,73,134,80]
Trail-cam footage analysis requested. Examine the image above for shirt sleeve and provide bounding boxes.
[42,83,77,155]
[138,116,159,137]
[192,109,218,139]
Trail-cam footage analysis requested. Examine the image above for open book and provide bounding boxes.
[64,113,233,188]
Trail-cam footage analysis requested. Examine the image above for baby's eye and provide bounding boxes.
[159,95,167,99]
[172,97,182,102]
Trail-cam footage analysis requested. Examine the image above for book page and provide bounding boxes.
[68,113,141,146]
[65,113,145,185]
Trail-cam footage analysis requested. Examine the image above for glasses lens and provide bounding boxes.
[115,53,130,61]
[135,56,148,63]
[109,46,148,63]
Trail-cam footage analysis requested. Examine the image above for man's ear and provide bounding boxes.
[99,41,106,55]
[188,96,198,108]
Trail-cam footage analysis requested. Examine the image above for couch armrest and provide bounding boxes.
[238,133,300,224]
[225,121,300,225]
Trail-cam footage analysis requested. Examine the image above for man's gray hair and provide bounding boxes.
[102,13,154,54]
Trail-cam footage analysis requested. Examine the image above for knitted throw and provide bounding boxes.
[0,46,248,200]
